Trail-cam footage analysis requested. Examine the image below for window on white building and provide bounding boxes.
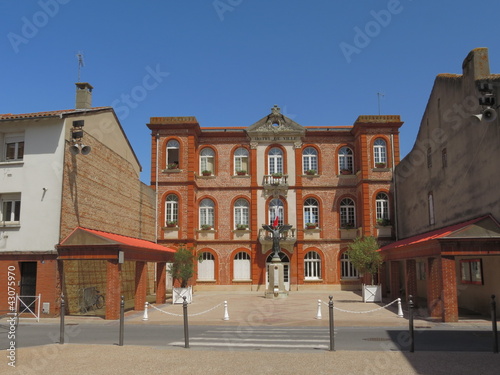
[341,252,359,279]
[0,194,21,225]
[304,251,321,280]
[199,198,215,229]
[3,134,24,162]
[200,148,215,174]
[198,252,215,281]
[302,147,318,173]
[340,198,355,227]
[234,147,249,174]
[234,198,249,229]
[233,252,251,280]
[268,147,283,175]
[165,194,178,225]
[338,147,353,173]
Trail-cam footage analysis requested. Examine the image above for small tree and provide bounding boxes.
[167,245,195,288]
[346,236,383,285]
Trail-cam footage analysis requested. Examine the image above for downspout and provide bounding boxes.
[155,132,159,243]
[390,134,398,241]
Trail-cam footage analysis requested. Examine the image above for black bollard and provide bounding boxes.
[492,295,498,354]
[59,294,65,345]
[329,295,335,351]
[183,296,189,348]
[119,295,125,346]
[409,294,414,353]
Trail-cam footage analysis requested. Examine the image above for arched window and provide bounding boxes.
[199,198,214,229]
[341,252,359,279]
[428,192,435,225]
[165,194,178,225]
[198,252,215,281]
[376,192,390,222]
[166,139,180,167]
[269,198,284,226]
[233,252,251,280]
[340,198,355,227]
[373,139,387,166]
[200,148,215,174]
[304,251,321,280]
[303,198,319,226]
[339,147,354,173]
[234,198,249,229]
[234,148,249,175]
[302,147,318,174]
[268,147,283,175]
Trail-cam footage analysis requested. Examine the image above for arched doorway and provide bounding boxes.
[266,252,290,291]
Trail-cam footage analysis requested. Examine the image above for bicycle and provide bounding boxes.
[79,287,105,313]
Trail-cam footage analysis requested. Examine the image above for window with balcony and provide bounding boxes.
[234,147,249,175]
[338,147,353,174]
[268,147,283,175]
[268,198,284,227]
[302,147,318,174]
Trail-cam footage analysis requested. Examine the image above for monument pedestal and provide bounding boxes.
[265,258,288,299]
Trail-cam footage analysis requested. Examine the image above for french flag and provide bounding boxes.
[273,210,279,228]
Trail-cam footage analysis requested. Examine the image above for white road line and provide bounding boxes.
[168,341,329,349]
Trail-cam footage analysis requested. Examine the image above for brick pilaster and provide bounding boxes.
[441,256,458,322]
[105,260,121,320]
[156,262,167,304]
[134,261,147,310]
[427,257,443,319]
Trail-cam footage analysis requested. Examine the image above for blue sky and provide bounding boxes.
[2,0,500,183]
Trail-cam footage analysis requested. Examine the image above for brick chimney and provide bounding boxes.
[75,82,93,109]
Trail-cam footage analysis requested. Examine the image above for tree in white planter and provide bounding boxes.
[168,245,195,303]
[346,236,383,302]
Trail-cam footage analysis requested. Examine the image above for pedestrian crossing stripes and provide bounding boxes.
[168,327,331,350]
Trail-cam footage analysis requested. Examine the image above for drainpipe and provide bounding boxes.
[391,134,398,241]
[155,132,159,243]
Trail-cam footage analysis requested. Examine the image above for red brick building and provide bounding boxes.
[148,106,402,291]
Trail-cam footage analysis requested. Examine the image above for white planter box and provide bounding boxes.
[362,284,382,302]
[172,286,193,304]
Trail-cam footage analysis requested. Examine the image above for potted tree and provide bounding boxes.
[346,236,383,302]
[167,245,195,304]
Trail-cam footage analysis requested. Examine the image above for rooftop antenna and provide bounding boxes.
[377,92,385,115]
[76,52,85,82]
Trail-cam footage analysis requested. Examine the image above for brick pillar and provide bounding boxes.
[405,259,417,306]
[390,261,400,300]
[427,257,443,319]
[380,262,388,297]
[441,256,458,322]
[156,262,167,304]
[105,260,121,320]
[134,261,147,310]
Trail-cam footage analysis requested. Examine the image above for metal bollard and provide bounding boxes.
[59,294,65,345]
[397,298,404,318]
[316,299,322,319]
[328,296,335,351]
[492,295,498,354]
[409,295,414,353]
[119,295,124,346]
[223,301,229,321]
[183,296,189,348]
[142,302,149,321]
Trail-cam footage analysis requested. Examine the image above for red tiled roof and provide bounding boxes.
[379,215,490,252]
[0,107,111,120]
[69,227,176,253]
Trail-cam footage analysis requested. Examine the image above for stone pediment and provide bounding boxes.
[246,105,305,137]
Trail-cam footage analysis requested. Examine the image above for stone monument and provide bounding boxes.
[262,223,291,298]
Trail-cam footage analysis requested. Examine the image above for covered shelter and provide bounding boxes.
[379,215,500,322]
[57,227,176,319]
